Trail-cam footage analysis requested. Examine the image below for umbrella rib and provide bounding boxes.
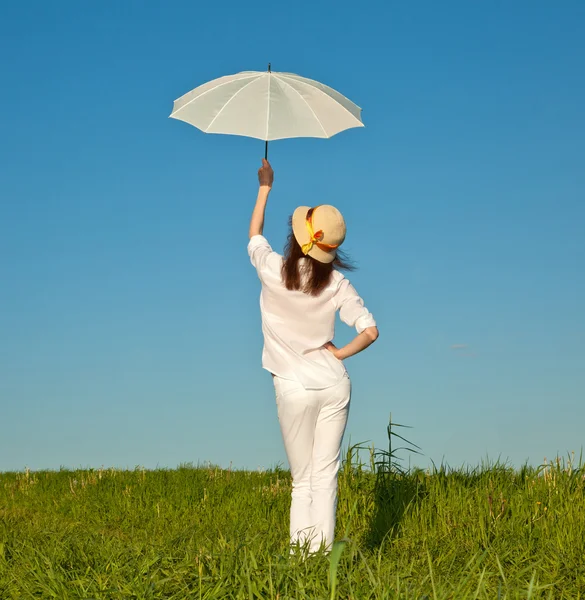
[275,76,329,137]
[205,76,263,132]
[278,74,363,127]
[171,73,260,117]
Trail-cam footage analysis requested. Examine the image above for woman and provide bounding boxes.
[248,159,379,554]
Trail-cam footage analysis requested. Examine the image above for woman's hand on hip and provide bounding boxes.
[258,159,274,189]
[324,342,343,361]
[325,327,379,361]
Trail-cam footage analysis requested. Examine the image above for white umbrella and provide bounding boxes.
[169,65,364,157]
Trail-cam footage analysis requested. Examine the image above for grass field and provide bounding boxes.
[1,426,584,599]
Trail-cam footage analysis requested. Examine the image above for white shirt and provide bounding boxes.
[248,234,377,390]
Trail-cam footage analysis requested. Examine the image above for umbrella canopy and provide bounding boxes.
[169,70,364,142]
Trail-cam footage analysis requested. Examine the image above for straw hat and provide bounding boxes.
[292,205,346,264]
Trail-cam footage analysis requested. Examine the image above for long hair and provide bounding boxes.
[281,219,355,296]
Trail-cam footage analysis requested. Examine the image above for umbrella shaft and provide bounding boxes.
[265,63,270,158]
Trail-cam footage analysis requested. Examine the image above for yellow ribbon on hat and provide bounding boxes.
[301,206,340,255]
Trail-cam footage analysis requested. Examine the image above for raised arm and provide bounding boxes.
[249,159,274,239]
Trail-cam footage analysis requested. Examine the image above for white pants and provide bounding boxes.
[273,373,351,553]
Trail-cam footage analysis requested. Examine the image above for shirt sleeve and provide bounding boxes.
[334,276,377,334]
[247,235,276,279]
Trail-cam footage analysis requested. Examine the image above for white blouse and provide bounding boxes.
[248,235,377,390]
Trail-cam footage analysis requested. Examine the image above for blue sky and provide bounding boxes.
[1,1,584,473]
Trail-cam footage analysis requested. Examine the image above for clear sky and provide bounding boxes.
[1,1,584,473]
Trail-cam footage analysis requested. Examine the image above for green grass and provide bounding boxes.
[1,442,584,598]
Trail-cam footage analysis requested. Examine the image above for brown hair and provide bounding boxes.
[281,220,355,296]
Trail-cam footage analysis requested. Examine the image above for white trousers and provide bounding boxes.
[273,373,351,553]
